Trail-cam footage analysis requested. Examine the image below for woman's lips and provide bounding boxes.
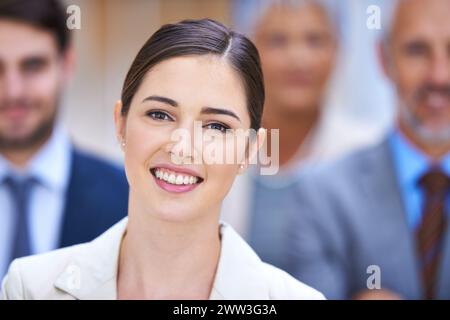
[150,167,203,194]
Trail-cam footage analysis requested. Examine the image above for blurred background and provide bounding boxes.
[62,0,394,163]
[3,0,450,300]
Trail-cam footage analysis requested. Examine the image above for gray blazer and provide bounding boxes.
[285,138,450,299]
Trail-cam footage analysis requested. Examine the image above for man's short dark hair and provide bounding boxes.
[0,0,70,53]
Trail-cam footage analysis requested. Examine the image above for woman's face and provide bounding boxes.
[115,55,252,222]
[254,3,337,115]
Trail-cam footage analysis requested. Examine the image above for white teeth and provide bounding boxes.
[153,168,200,185]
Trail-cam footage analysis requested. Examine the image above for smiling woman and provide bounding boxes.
[1,19,324,300]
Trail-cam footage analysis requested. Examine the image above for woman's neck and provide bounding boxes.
[117,198,221,300]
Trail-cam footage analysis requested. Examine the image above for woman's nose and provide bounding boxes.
[165,121,203,165]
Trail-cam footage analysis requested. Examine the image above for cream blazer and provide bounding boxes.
[1,218,324,300]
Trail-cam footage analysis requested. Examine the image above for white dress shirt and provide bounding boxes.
[0,125,72,278]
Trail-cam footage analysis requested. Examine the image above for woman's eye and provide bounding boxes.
[205,122,230,133]
[147,111,173,121]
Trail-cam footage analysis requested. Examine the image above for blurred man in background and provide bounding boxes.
[0,0,128,279]
[286,0,450,299]
[222,0,378,270]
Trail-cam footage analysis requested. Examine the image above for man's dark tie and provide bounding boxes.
[417,168,450,300]
[3,175,36,262]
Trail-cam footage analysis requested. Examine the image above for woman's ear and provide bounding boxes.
[238,128,266,175]
[114,100,126,151]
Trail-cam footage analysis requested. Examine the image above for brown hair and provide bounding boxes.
[121,19,264,130]
[0,0,70,53]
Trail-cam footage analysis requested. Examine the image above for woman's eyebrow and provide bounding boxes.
[201,107,241,122]
[142,95,178,107]
[141,96,241,122]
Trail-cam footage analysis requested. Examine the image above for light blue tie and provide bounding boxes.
[3,175,36,261]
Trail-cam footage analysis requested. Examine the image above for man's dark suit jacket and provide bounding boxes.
[58,148,128,247]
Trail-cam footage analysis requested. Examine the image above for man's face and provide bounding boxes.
[0,19,71,150]
[383,0,450,146]
[253,3,337,117]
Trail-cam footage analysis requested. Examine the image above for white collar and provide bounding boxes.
[53,218,271,299]
[0,124,72,191]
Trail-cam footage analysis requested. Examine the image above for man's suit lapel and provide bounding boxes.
[360,140,422,298]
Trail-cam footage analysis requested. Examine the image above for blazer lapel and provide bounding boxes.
[210,222,270,299]
[360,139,421,298]
[54,218,128,299]
[54,220,271,300]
